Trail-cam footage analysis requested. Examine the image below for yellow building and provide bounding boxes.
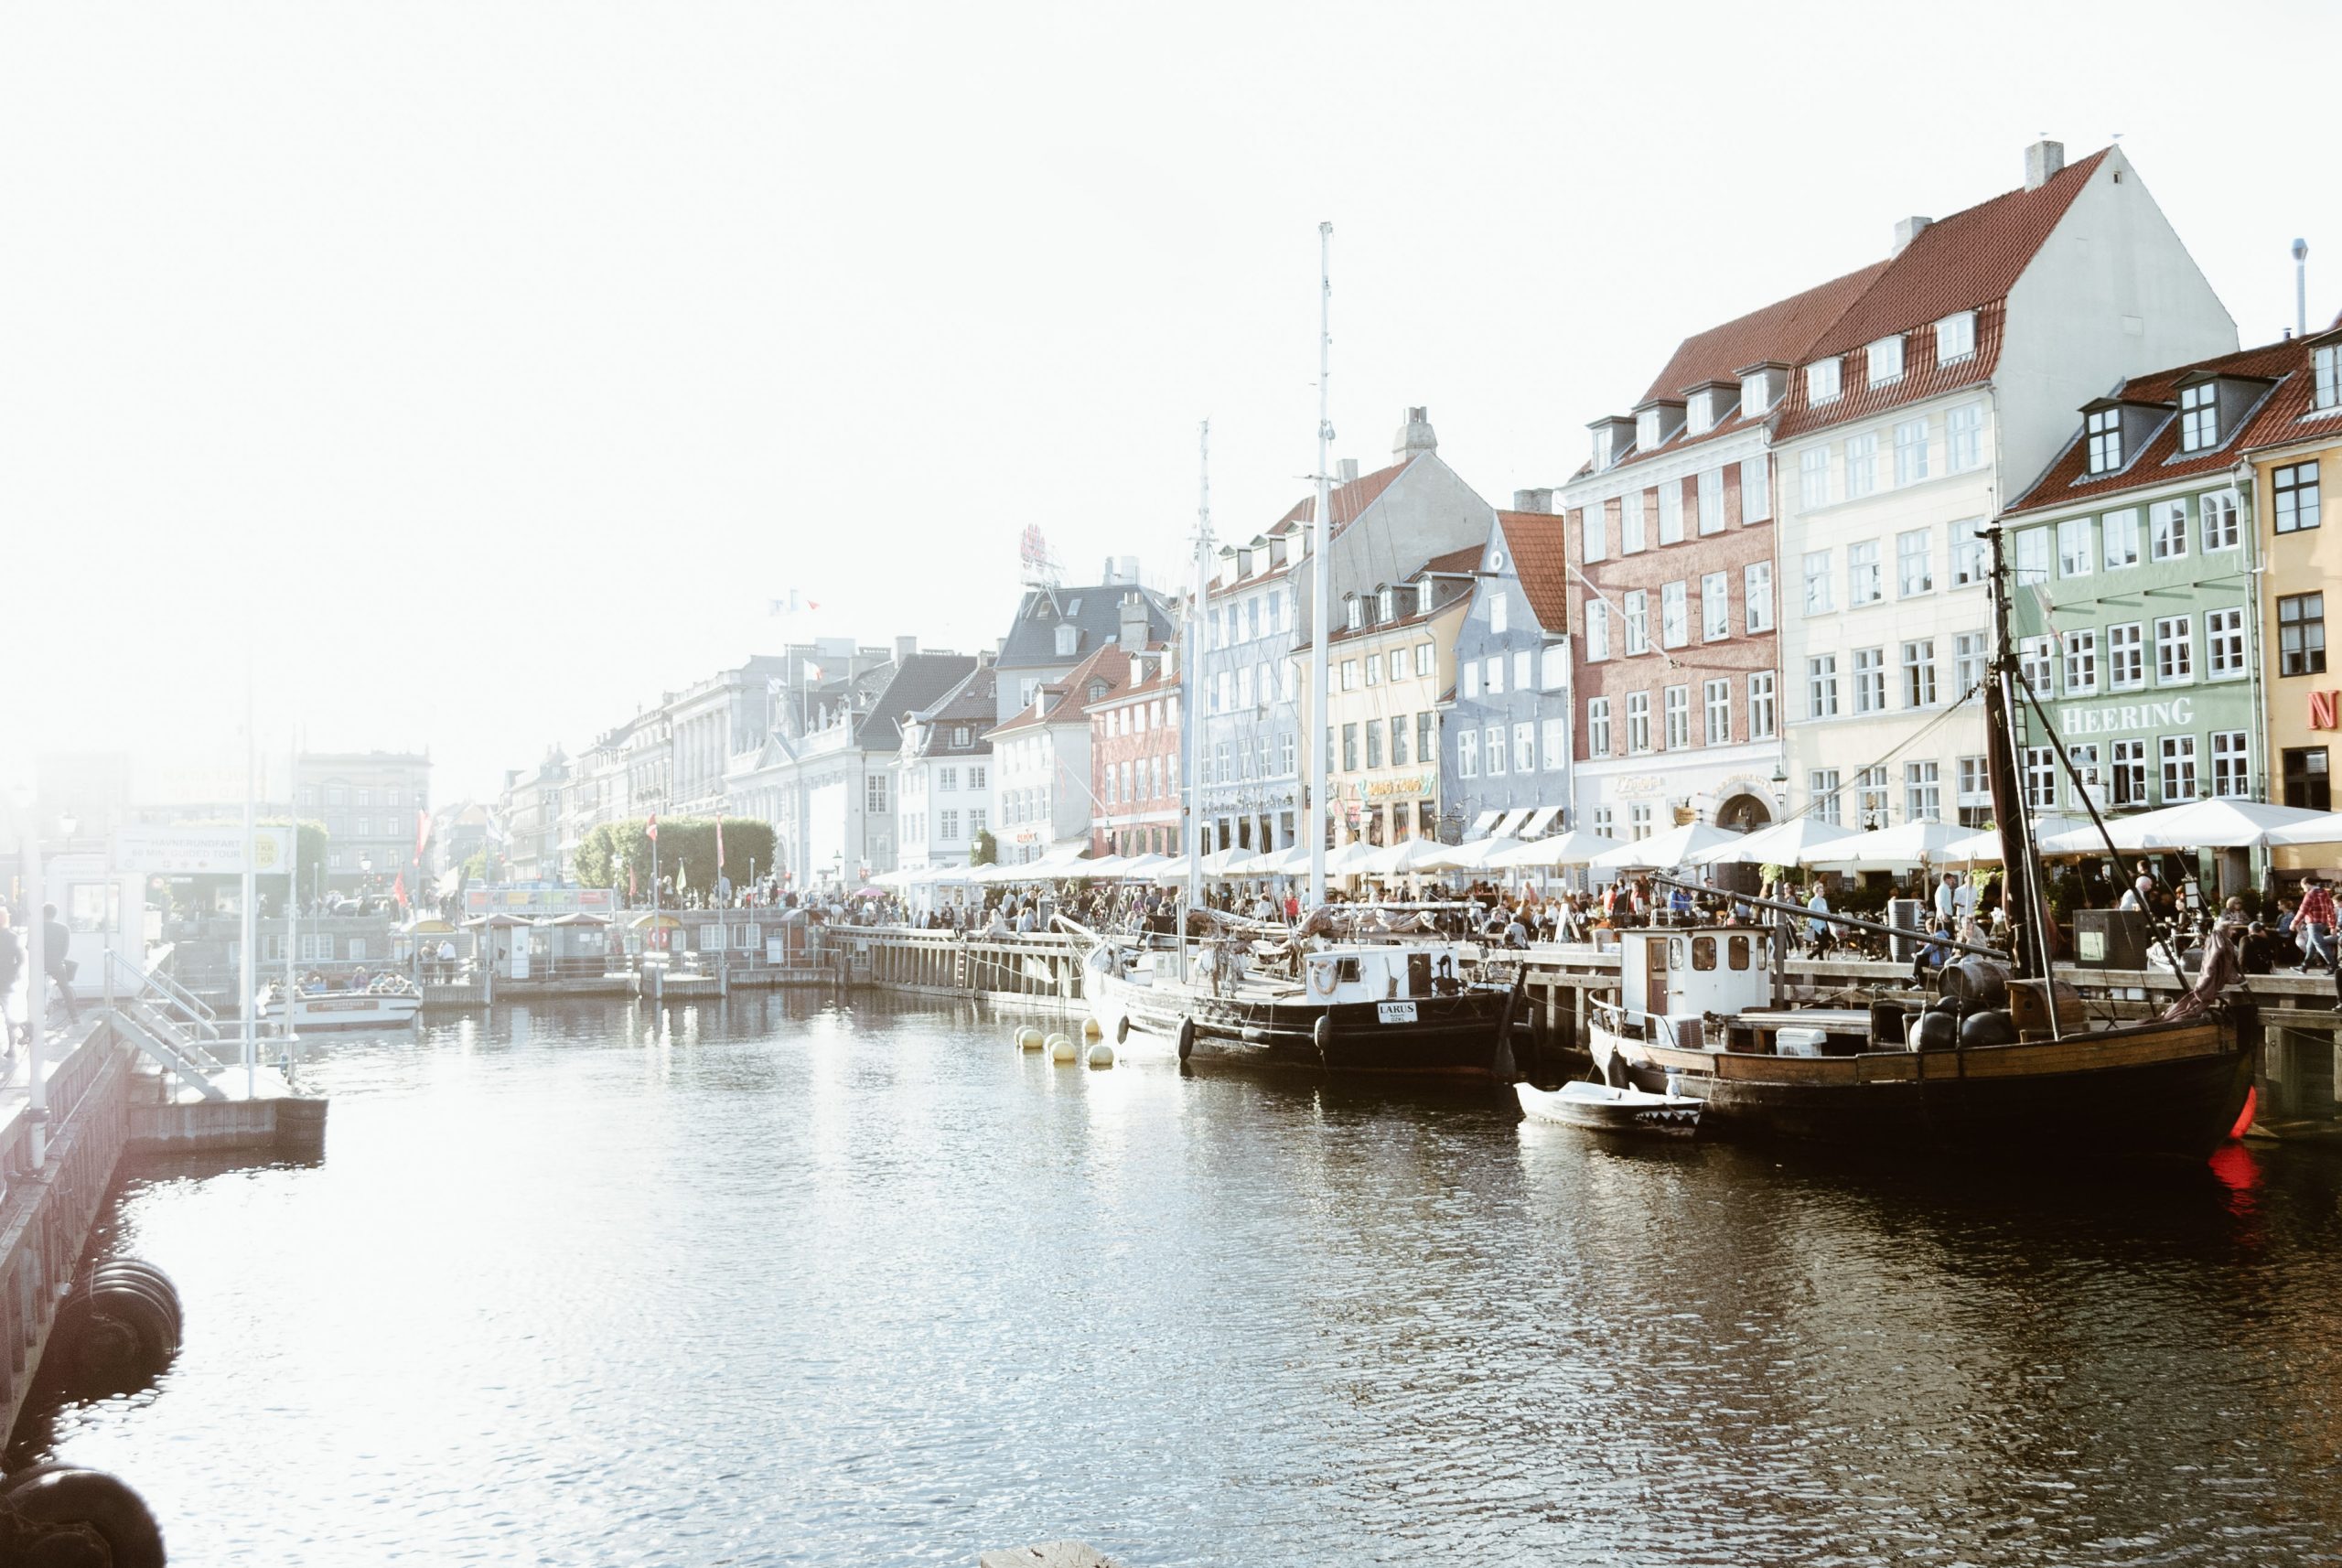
[1295,548,1477,848]
[2252,323,2342,816]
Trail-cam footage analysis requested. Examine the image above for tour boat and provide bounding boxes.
[1076,923,1517,1076]
[259,981,423,1030]
[1514,1079,1703,1137]
[1579,526,2255,1160]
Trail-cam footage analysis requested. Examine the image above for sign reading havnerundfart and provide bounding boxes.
[113,824,294,875]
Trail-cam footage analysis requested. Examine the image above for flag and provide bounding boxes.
[676,861,689,892]
[392,872,408,908]
[804,662,824,682]
[768,590,822,616]
[646,813,659,843]
[414,809,430,860]
[716,820,726,871]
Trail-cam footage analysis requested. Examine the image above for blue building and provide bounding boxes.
[1440,500,1574,843]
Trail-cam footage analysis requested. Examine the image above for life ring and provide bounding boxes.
[1176,1016,1196,1062]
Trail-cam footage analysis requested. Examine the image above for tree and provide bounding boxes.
[574,818,776,897]
[969,828,997,867]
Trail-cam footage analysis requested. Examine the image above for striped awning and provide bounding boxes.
[1519,804,1562,837]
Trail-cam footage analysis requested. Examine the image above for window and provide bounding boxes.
[866,776,888,813]
[2318,344,2342,411]
[1637,409,1662,452]
[1703,679,1730,745]
[1807,358,1842,403]
[2207,607,2246,678]
[2068,744,2100,809]
[1947,403,1983,472]
[2086,407,2122,474]
[2102,508,2140,569]
[1885,529,1932,600]
[2279,593,2326,675]
[1702,573,1730,640]
[2064,628,2099,694]
[1852,647,1886,713]
[1414,715,1432,768]
[2154,615,2193,683]
[1906,761,1940,822]
[1484,724,1506,776]
[2057,516,2093,577]
[1542,718,1567,770]
[1894,418,1930,486]
[2275,462,2323,533]
[1391,713,1411,767]
[1593,806,1614,838]
[1624,590,1649,654]
[1622,491,1649,553]
[1903,639,1938,706]
[1741,456,1771,521]
[1389,650,1408,682]
[1660,581,1688,648]
[1856,767,1889,825]
[940,809,959,841]
[2014,528,2050,585]
[1662,686,1690,750]
[2024,746,2058,811]
[2211,732,2250,798]
[1457,729,1478,778]
[1807,655,1839,719]
[1361,655,1380,691]
[1582,505,1608,563]
[1241,664,1259,703]
[2200,489,2240,552]
[1847,540,1882,606]
[1810,770,1842,826]
[2161,736,2198,802]
[1484,656,1503,696]
[1631,804,1653,840]
[2020,635,2054,697]
[1937,311,1976,364]
[1627,692,1652,753]
[1586,600,1610,661]
[1363,721,1382,769]
[1745,562,1774,632]
[1339,660,1359,693]
[1950,520,1988,586]
[1748,672,1776,739]
[1868,335,1904,386]
[1799,448,1831,511]
[1845,432,1878,499]
[1587,698,1612,757]
[939,766,958,791]
[2151,499,2188,562]
[1345,597,1362,631]
[1698,469,1724,534]
[1957,757,1990,824]
[1803,550,1832,615]
[1512,722,1535,773]
[1461,663,1477,700]
[970,765,987,789]
[2111,739,2148,806]
[2108,622,2145,690]
[1658,483,1683,545]
[1488,592,1509,634]
[2179,382,2218,451]
[1541,645,1566,689]
[2284,746,2331,811]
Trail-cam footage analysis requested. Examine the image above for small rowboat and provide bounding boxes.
[1515,1079,1703,1137]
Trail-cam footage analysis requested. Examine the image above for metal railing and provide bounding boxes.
[111,950,227,1044]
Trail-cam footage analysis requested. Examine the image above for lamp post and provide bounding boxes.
[7,788,60,1165]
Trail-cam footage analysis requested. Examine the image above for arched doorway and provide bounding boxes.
[1715,792,1773,832]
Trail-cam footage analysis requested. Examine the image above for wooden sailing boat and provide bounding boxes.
[1583,523,2256,1157]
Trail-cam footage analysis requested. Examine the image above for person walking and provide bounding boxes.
[1805,882,1833,957]
[2297,875,2337,972]
[40,904,79,1027]
[0,908,22,1053]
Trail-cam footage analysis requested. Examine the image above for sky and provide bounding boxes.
[6,0,2338,807]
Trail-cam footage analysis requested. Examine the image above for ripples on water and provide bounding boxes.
[26,995,2342,1566]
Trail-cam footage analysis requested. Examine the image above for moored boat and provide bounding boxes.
[260,979,423,1030]
[1515,1079,1702,1136]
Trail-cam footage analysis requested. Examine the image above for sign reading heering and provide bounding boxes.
[2059,696,2194,737]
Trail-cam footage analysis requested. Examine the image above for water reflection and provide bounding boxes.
[20,995,2342,1567]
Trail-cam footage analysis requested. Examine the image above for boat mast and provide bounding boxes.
[1187,419,1213,921]
[1982,523,2050,984]
[1307,220,1333,911]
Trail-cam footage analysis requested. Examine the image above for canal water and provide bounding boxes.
[27,995,2342,1566]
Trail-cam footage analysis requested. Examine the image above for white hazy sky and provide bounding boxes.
[6,0,2337,805]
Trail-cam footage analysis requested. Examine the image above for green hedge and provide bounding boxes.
[573,818,777,896]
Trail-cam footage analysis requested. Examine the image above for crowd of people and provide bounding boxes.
[0,900,81,1056]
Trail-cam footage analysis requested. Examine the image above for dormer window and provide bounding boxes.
[1636,409,1662,451]
[1379,585,1396,622]
[1417,581,1433,616]
[1054,623,1079,658]
[1741,371,1773,415]
[1936,311,1976,364]
[1237,548,1253,578]
[2086,406,2122,474]
[2316,344,2341,412]
[1346,596,1362,631]
[953,725,970,746]
[1686,392,1714,435]
[1807,358,1842,404]
[1089,681,1109,703]
[1867,336,1903,386]
[1592,427,1615,469]
[2179,382,2218,451]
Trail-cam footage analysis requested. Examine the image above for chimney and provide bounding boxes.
[894,634,918,662]
[1511,489,1553,514]
[2024,138,2065,191]
[1336,457,1360,484]
[1392,405,1437,462]
[1891,216,1933,256]
[976,647,995,669]
[1118,590,1150,650]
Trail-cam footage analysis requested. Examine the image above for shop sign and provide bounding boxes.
[2057,696,2194,737]
[2311,692,2338,730]
[1364,774,1431,800]
[113,824,293,875]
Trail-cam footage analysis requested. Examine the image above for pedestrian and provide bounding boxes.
[40,904,78,1026]
[2297,875,2337,971]
[0,908,22,1052]
[1805,881,1833,957]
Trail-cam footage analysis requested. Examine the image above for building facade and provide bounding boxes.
[986,646,1133,863]
[1089,647,1182,857]
[1773,141,2236,832]
[295,750,432,892]
[2253,323,2342,819]
[894,663,997,878]
[500,749,571,883]
[1440,506,1576,841]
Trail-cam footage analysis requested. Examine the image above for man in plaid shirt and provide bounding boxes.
[2296,876,2337,971]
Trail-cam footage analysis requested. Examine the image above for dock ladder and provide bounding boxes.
[104,953,232,1101]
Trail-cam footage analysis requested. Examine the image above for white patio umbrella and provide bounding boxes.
[1323,839,1379,875]
[1586,822,1744,874]
[2263,811,2342,847]
[1361,837,1452,876]
[1488,830,1624,869]
[1799,819,1972,867]
[1115,852,1172,878]
[2039,798,2339,854]
[1420,836,1516,872]
[1078,854,1131,878]
[1936,814,2098,864]
[1689,816,1856,867]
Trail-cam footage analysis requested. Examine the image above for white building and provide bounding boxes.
[1772,141,2235,831]
[894,662,997,879]
[984,645,1133,865]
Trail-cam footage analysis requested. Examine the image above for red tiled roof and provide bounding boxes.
[1495,510,1570,633]
[984,644,1133,738]
[1421,543,1482,576]
[1638,264,1889,407]
[1209,460,1411,598]
[2008,337,2315,513]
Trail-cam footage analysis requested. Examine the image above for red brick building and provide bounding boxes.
[1089,646,1182,856]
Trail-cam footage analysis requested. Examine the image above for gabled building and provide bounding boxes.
[992,570,1174,724]
[1562,264,1876,840]
[986,645,1133,864]
[1088,645,1183,857]
[895,661,998,878]
[1445,501,1574,842]
[2249,319,2342,812]
[1196,406,1497,856]
[2003,339,2296,826]
[1771,140,2235,831]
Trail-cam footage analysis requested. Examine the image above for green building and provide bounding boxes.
[2000,343,2294,821]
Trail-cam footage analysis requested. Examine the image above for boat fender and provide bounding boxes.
[1909,1009,1960,1052]
[1115,1014,1131,1046]
[1086,1042,1114,1069]
[1082,1016,1102,1040]
[1016,1026,1045,1051]
[5,1467,167,1568]
[1957,1008,2018,1049]
[1047,1034,1076,1062]
[1313,1014,1333,1067]
[1176,1017,1196,1062]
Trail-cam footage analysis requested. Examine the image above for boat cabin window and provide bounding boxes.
[1692,936,1717,971]
[1728,935,1751,970]
[1337,957,1361,984]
